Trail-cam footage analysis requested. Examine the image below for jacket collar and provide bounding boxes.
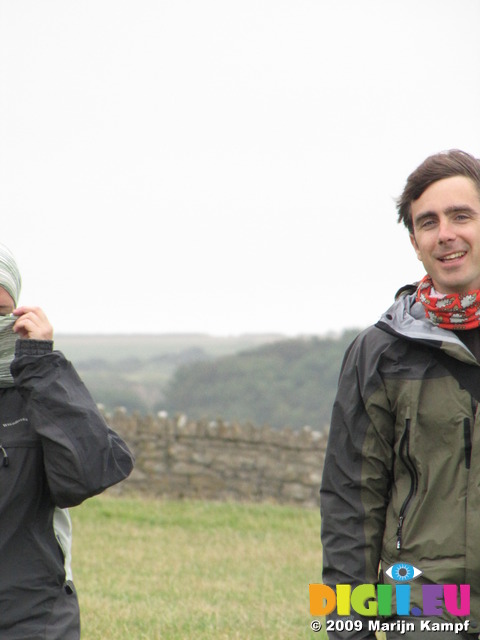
[377,291,478,365]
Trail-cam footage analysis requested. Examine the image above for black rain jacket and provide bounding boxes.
[0,339,134,639]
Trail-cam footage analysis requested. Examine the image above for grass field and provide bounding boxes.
[71,496,325,640]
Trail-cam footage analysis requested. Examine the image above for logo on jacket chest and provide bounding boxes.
[1,417,29,428]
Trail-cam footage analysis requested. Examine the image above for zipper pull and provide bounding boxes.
[396,515,404,550]
[0,445,9,468]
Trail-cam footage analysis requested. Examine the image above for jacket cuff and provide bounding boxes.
[15,339,54,357]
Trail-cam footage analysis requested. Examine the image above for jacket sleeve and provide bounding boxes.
[11,339,134,508]
[320,330,394,639]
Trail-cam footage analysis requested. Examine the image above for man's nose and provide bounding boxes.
[437,218,456,243]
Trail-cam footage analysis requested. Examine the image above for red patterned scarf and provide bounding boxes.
[416,275,480,330]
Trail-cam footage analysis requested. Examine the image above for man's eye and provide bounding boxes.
[385,563,423,582]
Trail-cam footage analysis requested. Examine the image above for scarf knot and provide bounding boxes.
[416,275,480,330]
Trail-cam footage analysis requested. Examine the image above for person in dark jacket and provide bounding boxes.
[320,149,480,639]
[0,244,134,639]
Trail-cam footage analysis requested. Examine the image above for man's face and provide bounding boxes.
[0,288,14,316]
[410,176,480,295]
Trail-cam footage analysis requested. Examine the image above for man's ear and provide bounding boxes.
[410,233,422,261]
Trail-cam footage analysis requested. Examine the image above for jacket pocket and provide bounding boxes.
[45,581,80,640]
[396,418,418,551]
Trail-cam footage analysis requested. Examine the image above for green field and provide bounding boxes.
[71,496,324,640]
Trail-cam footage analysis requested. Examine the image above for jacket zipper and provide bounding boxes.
[396,418,418,550]
[464,418,472,470]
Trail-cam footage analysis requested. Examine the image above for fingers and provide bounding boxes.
[12,306,54,341]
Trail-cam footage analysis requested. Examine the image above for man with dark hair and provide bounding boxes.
[397,149,480,233]
[321,149,480,639]
[0,243,134,639]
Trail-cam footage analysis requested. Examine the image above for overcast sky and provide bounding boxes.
[0,0,479,335]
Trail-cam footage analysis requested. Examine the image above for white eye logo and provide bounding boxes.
[385,563,423,582]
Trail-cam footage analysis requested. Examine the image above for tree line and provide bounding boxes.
[163,330,361,431]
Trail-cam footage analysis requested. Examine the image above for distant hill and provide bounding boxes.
[163,330,361,431]
[53,333,285,415]
[54,333,284,363]
[52,330,362,429]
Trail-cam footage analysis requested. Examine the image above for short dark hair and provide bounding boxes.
[397,149,480,233]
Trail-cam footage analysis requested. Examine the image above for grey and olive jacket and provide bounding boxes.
[0,339,134,639]
[321,290,480,638]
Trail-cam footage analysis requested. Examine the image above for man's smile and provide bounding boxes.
[437,251,467,262]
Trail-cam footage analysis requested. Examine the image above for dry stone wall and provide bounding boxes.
[107,411,327,508]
